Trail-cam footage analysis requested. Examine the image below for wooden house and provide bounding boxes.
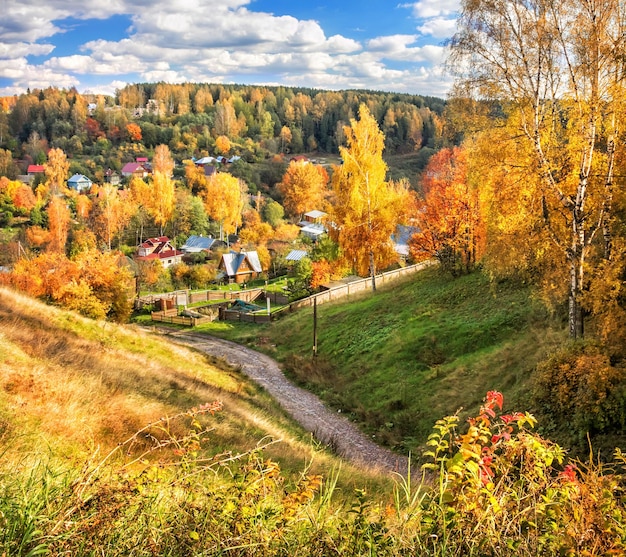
[218,250,263,284]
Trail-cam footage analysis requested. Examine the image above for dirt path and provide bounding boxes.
[160,330,409,476]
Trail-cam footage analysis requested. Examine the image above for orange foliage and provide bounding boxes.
[215,135,231,155]
[278,160,328,219]
[75,194,92,221]
[47,196,71,253]
[152,144,174,176]
[12,183,37,211]
[25,226,51,249]
[273,223,301,242]
[44,148,69,195]
[239,209,273,246]
[310,259,332,290]
[126,123,142,142]
[5,249,133,321]
[0,177,36,211]
[409,146,484,275]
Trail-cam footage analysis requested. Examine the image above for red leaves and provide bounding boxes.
[485,390,504,411]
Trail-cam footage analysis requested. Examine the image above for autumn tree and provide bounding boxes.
[47,195,71,253]
[0,177,36,211]
[4,249,133,322]
[139,145,176,236]
[409,146,484,275]
[126,123,142,142]
[91,184,133,250]
[148,172,175,235]
[450,0,626,339]
[280,126,292,153]
[152,144,175,177]
[330,104,412,289]
[278,160,328,220]
[215,135,231,155]
[74,194,92,222]
[239,208,273,246]
[261,199,285,227]
[200,172,245,241]
[172,187,209,239]
[0,149,17,179]
[45,147,69,195]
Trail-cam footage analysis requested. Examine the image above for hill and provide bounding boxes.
[3,282,626,555]
[197,266,595,455]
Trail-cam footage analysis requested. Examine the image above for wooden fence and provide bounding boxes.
[220,308,272,324]
[151,308,213,327]
[137,287,265,309]
[276,260,436,316]
[148,260,434,327]
[188,288,264,304]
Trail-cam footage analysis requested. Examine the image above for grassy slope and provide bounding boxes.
[0,286,387,490]
[198,267,568,455]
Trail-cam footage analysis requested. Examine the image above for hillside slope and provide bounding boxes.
[0,286,369,479]
[201,268,569,455]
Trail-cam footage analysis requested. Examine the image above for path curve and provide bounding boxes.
[160,330,409,476]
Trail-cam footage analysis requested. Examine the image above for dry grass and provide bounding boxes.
[0,286,381,486]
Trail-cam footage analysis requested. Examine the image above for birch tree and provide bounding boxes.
[450,0,626,338]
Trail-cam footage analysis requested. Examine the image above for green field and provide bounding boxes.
[197,267,568,455]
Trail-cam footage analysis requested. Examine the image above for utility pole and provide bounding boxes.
[313,296,318,357]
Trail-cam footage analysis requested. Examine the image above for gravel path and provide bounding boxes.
[162,330,409,476]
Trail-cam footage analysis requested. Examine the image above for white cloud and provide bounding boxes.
[0,42,54,59]
[401,0,460,19]
[417,17,457,39]
[367,35,447,64]
[141,69,189,83]
[1,0,454,98]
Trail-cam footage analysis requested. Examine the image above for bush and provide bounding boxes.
[533,343,626,439]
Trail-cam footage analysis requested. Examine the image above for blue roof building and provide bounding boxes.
[67,174,93,192]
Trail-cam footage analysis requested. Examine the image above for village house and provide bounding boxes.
[104,169,121,186]
[26,164,45,176]
[218,250,263,284]
[67,173,93,193]
[121,162,149,179]
[135,236,183,268]
[298,209,327,241]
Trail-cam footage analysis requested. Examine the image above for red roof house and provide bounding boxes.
[27,164,45,174]
[135,236,183,268]
[121,162,148,178]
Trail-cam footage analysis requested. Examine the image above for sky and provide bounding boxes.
[0,0,461,99]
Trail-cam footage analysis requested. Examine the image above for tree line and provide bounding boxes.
[0,83,445,173]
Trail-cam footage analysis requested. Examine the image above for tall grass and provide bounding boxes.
[0,286,385,487]
[3,390,625,556]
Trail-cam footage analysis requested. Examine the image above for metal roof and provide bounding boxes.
[285,249,309,262]
[181,235,216,252]
[304,210,327,219]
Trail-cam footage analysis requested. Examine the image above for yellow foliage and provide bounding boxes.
[331,105,412,277]
[278,160,328,219]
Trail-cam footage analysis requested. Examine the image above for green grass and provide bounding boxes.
[196,267,567,455]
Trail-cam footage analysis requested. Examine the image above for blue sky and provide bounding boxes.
[0,0,460,98]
